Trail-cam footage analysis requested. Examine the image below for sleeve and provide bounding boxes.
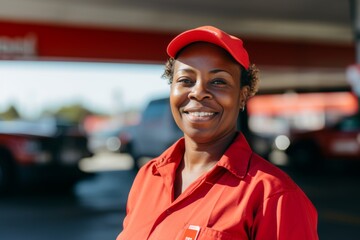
[121,169,143,230]
[121,180,135,230]
[252,189,319,240]
[116,176,137,240]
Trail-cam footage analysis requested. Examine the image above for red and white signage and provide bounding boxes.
[0,33,37,59]
[0,19,355,68]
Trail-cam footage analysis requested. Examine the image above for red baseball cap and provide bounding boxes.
[167,26,250,70]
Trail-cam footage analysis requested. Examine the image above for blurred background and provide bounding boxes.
[1,0,360,239]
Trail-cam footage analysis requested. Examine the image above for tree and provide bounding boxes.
[53,104,93,123]
[0,105,20,120]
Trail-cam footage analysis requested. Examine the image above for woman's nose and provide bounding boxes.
[188,81,212,100]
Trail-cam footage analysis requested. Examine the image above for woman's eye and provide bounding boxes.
[212,79,226,85]
[177,78,193,84]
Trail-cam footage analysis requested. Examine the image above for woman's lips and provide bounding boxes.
[188,112,215,117]
[182,110,218,122]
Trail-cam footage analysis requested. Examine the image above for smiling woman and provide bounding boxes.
[117,25,319,240]
[0,61,169,119]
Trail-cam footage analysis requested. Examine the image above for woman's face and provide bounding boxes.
[170,42,247,143]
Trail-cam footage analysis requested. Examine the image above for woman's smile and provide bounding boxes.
[182,109,218,122]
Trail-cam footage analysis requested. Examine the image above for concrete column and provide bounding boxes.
[349,1,360,108]
[352,0,360,63]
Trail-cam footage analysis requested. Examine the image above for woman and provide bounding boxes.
[117,26,318,240]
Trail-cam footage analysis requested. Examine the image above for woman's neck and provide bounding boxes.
[182,132,237,171]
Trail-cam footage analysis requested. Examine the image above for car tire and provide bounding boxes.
[288,141,321,173]
[126,143,139,171]
[0,154,15,194]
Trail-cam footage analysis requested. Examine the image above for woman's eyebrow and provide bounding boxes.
[174,68,195,74]
[175,68,233,75]
[209,69,232,75]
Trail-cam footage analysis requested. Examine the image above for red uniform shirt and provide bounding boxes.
[117,133,318,240]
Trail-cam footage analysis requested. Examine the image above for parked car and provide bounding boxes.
[119,97,183,169]
[88,128,122,153]
[0,118,93,193]
[285,113,360,171]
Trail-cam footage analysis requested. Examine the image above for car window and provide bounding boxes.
[142,100,169,122]
[338,116,360,131]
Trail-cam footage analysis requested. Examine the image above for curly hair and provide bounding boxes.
[162,58,260,100]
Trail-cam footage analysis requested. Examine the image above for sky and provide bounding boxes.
[0,61,170,119]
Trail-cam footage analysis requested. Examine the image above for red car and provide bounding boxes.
[286,113,360,170]
[0,119,93,193]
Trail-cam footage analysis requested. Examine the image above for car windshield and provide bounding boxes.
[337,115,360,131]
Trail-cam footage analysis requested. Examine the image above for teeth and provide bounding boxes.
[189,112,214,117]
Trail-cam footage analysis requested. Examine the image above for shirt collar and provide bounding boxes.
[151,138,185,176]
[216,133,252,179]
[152,132,252,179]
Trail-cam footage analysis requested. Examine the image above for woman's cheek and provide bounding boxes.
[170,84,184,97]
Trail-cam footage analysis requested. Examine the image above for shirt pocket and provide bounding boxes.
[176,225,238,240]
[200,227,237,240]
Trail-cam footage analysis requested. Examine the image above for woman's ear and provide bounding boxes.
[239,85,250,108]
